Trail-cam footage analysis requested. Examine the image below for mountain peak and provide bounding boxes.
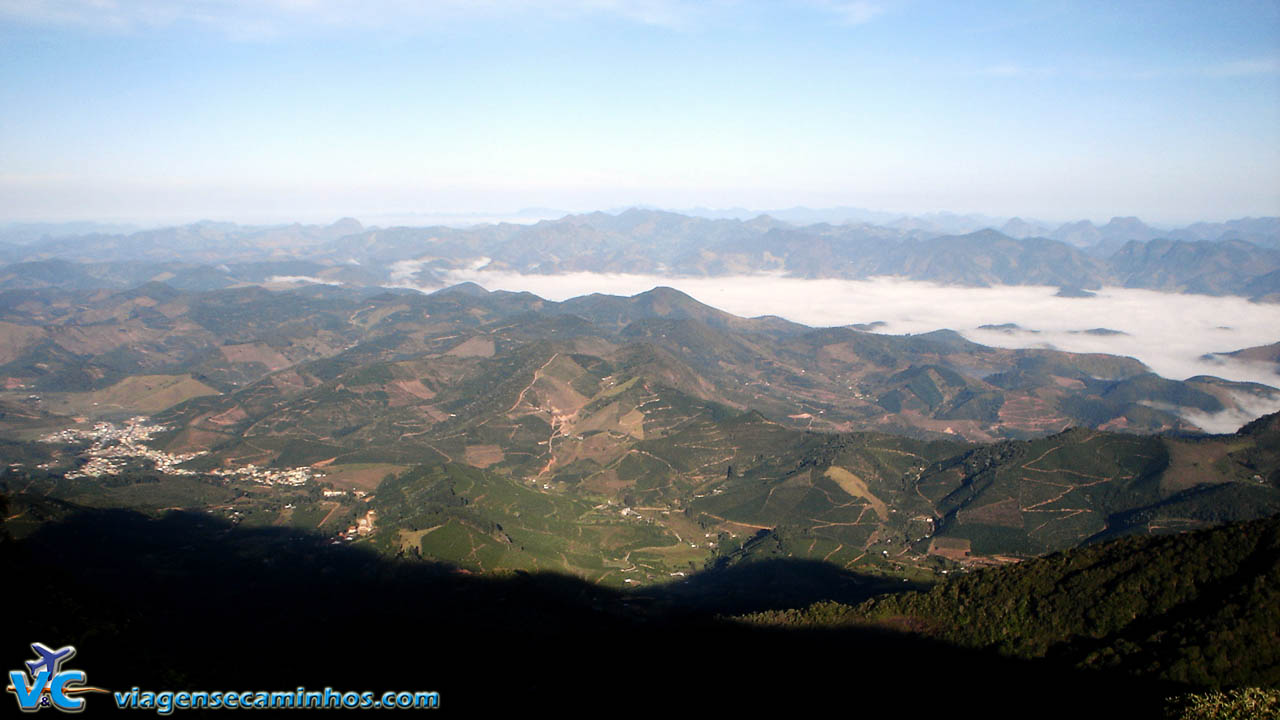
[631,286,720,316]
[959,228,1014,243]
[732,408,771,424]
[1001,217,1049,239]
[635,285,700,304]
[432,281,490,298]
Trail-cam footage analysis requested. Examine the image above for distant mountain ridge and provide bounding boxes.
[1,209,1278,299]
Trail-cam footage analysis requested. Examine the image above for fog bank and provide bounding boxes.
[422,269,1279,388]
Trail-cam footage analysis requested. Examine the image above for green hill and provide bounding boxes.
[744,516,1280,689]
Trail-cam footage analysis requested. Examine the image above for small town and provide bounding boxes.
[207,463,319,487]
[40,417,323,486]
[42,417,206,480]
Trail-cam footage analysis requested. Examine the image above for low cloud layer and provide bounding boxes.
[267,275,341,286]
[421,268,1280,390]
[1177,392,1280,435]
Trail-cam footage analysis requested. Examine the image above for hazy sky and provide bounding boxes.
[2,1,1278,224]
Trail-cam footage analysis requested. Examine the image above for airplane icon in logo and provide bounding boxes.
[8,642,107,712]
[24,643,76,685]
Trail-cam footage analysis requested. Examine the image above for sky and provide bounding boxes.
[2,0,1279,225]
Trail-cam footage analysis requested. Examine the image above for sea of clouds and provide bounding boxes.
[388,265,1280,430]
[420,268,1276,381]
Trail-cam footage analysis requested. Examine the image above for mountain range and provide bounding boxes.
[2,209,1277,713]
[2,282,1277,588]
[1,246,1276,713]
[2,209,1278,300]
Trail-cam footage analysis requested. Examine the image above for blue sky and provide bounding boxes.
[1,0,1278,224]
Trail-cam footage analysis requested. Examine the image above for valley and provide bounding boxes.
[3,281,1276,591]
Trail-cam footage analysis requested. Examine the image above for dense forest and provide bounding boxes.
[744,517,1280,691]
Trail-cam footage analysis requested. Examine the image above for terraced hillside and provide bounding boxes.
[3,282,1278,586]
[2,283,1272,443]
[284,409,1280,585]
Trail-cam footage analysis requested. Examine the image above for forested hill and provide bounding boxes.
[744,516,1280,689]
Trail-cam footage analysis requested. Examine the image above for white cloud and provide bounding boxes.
[391,265,1280,431]
[1203,57,1280,77]
[0,0,713,36]
[401,267,1280,392]
[821,0,883,25]
[267,274,341,285]
[571,0,708,28]
[1177,392,1280,435]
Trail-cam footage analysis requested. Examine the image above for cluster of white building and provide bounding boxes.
[43,417,207,480]
[41,416,322,487]
[208,463,320,487]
